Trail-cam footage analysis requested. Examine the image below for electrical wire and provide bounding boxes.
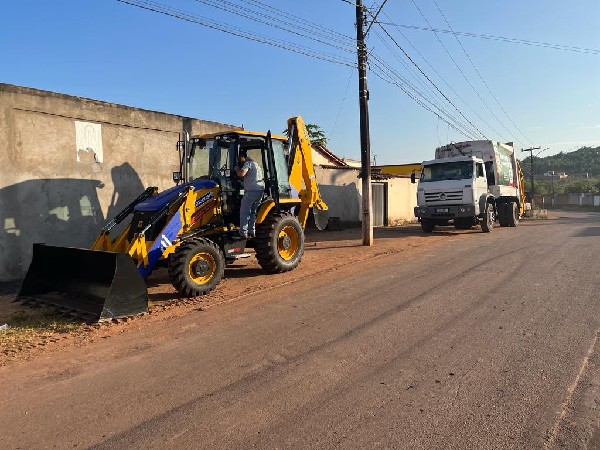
[115,0,356,67]
[368,55,479,139]
[329,69,354,139]
[409,0,514,143]
[372,17,488,139]
[377,22,600,55]
[192,0,355,52]
[432,0,535,147]
[371,30,482,139]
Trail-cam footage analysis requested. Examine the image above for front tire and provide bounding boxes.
[255,212,304,273]
[168,238,225,297]
[481,203,494,233]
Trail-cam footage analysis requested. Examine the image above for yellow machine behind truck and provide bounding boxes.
[16,116,328,321]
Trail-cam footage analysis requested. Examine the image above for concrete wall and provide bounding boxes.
[542,193,600,207]
[314,166,362,225]
[386,177,418,225]
[314,166,418,226]
[0,83,239,281]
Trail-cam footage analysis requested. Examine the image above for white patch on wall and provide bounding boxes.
[75,121,103,163]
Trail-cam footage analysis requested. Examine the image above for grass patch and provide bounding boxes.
[0,307,83,356]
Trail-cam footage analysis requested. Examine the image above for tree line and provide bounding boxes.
[519,146,600,195]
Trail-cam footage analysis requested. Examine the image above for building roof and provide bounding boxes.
[312,145,349,167]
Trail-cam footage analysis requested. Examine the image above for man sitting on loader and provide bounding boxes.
[235,148,264,238]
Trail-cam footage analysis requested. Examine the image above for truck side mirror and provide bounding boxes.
[172,171,181,184]
[410,172,416,184]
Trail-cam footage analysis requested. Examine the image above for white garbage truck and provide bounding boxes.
[412,140,525,233]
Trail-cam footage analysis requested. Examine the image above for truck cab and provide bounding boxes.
[415,156,491,232]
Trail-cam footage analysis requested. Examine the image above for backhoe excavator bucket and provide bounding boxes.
[16,244,148,322]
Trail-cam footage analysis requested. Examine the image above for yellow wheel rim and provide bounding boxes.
[277,225,300,260]
[189,252,216,284]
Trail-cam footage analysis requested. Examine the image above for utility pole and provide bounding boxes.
[550,169,555,207]
[356,0,373,246]
[521,146,540,207]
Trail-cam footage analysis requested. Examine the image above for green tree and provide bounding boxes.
[563,180,599,194]
[305,123,328,148]
[281,123,328,147]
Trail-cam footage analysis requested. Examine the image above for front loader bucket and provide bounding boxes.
[16,244,148,322]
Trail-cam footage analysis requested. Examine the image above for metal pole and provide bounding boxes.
[531,155,534,208]
[551,170,555,207]
[356,0,373,246]
[521,146,540,208]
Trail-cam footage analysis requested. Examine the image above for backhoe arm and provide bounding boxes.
[286,116,328,228]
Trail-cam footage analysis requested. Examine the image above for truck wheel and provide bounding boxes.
[497,203,509,227]
[255,212,304,273]
[508,202,519,227]
[481,203,494,233]
[168,238,225,297]
[421,219,435,233]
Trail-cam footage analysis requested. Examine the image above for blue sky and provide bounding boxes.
[1,0,598,164]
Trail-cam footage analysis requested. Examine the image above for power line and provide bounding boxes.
[116,0,356,67]
[368,60,476,139]
[371,16,488,139]
[432,0,535,147]
[377,22,600,55]
[193,0,355,51]
[409,0,515,143]
[369,35,481,139]
[378,10,509,140]
[246,0,355,44]
[329,69,354,138]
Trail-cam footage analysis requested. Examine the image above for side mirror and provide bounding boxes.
[172,171,181,183]
[410,172,416,184]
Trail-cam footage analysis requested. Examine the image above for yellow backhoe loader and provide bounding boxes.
[16,116,328,321]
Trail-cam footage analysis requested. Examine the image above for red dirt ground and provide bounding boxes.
[0,224,469,367]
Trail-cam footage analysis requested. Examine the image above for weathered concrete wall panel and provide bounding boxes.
[387,177,418,225]
[0,83,239,281]
[314,166,362,224]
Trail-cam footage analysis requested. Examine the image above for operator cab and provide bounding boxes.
[177,131,291,226]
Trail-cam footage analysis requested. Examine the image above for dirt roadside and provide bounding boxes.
[0,224,472,367]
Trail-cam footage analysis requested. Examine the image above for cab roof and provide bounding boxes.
[193,130,288,141]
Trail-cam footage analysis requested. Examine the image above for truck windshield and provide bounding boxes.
[421,161,474,182]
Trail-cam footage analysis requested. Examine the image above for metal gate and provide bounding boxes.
[371,182,387,227]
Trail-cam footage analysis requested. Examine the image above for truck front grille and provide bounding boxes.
[424,191,463,202]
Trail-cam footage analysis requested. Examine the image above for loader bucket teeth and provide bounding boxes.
[16,244,148,322]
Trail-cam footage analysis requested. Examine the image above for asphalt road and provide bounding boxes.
[1,211,599,449]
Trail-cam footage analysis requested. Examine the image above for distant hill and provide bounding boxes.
[519,146,600,177]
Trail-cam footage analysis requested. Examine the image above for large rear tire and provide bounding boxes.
[481,203,494,233]
[508,202,519,227]
[168,238,225,297]
[255,212,304,273]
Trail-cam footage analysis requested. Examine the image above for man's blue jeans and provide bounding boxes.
[240,190,263,237]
